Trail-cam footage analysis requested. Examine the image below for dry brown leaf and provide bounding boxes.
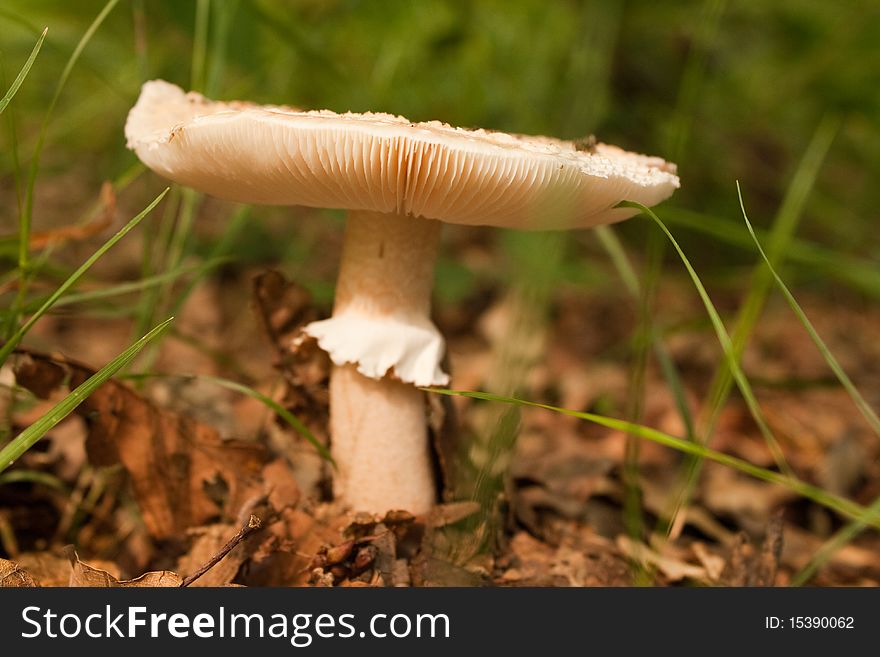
[240,506,347,587]
[495,532,571,586]
[252,270,319,347]
[251,270,331,499]
[262,458,301,511]
[13,350,269,539]
[391,558,411,586]
[65,547,182,587]
[641,477,738,545]
[371,528,397,586]
[178,515,263,587]
[411,554,487,587]
[757,513,785,585]
[428,376,460,499]
[16,551,74,587]
[252,270,329,436]
[495,527,630,587]
[307,514,406,586]
[0,558,38,587]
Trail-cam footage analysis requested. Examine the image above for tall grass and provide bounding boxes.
[0,27,46,115]
[0,189,168,366]
[736,184,880,583]
[431,181,880,583]
[0,0,166,483]
[17,0,121,313]
[662,118,839,538]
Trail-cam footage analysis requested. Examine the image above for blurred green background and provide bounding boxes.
[1,0,879,300]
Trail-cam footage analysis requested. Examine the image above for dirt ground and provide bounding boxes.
[2,213,878,587]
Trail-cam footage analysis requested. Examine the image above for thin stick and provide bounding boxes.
[180,515,262,587]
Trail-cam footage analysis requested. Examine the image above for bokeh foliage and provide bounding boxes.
[1,0,877,270]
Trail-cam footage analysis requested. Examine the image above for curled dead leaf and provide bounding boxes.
[65,547,182,587]
[14,551,71,587]
[13,350,269,539]
[252,271,329,436]
[0,558,38,587]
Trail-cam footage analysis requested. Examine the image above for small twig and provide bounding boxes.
[180,515,262,587]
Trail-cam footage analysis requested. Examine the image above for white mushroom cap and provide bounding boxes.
[125,80,681,389]
[125,80,679,230]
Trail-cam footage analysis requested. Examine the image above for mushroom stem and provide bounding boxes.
[329,210,442,514]
[330,364,436,514]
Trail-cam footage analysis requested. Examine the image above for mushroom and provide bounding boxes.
[125,80,679,516]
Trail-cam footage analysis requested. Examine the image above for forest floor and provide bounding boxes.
[2,211,878,588]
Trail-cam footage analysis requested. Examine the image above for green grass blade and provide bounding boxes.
[0,189,169,367]
[594,225,696,442]
[616,1,724,540]
[0,469,67,491]
[659,118,838,536]
[246,1,345,81]
[131,0,150,81]
[130,2,227,372]
[206,0,239,96]
[663,208,880,298]
[0,27,46,115]
[594,226,640,296]
[791,497,880,585]
[0,318,173,474]
[168,206,249,320]
[427,388,879,530]
[700,117,839,440]
[14,0,121,337]
[620,200,793,476]
[738,183,880,584]
[737,184,880,436]
[132,187,181,344]
[0,163,145,265]
[2,64,25,275]
[663,0,727,161]
[199,375,332,465]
